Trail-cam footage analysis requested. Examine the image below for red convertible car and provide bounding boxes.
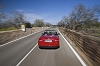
[38,30,59,49]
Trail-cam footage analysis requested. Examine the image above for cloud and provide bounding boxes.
[24,13,45,23]
[44,16,62,25]
[16,9,24,12]
[24,13,61,25]
[44,19,59,25]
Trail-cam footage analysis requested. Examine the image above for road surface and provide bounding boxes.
[0,28,87,66]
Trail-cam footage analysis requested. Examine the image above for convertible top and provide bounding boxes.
[43,30,58,35]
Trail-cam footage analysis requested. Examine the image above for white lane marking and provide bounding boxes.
[57,28,87,66]
[16,44,38,66]
[0,31,41,47]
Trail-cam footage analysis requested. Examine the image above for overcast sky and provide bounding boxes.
[0,0,100,25]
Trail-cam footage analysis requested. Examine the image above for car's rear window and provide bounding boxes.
[43,30,57,35]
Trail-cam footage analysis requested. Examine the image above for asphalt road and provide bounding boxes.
[0,28,86,66]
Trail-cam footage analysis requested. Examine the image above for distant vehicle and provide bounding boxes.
[38,30,60,49]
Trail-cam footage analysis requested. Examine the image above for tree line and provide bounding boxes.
[0,3,30,28]
[0,8,32,29]
[57,4,100,30]
[33,19,52,27]
[0,4,52,30]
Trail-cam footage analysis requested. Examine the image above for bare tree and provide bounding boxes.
[58,4,100,30]
[1,10,26,28]
[0,4,7,28]
[68,4,98,30]
[11,11,25,28]
[92,5,100,20]
[57,20,64,27]
[0,4,5,19]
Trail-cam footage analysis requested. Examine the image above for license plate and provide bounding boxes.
[45,40,52,42]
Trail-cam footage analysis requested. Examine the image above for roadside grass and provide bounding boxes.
[86,28,100,37]
[91,33,100,37]
[0,28,19,32]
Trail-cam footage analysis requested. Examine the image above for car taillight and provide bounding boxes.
[39,40,42,41]
[55,40,59,41]
[39,40,43,41]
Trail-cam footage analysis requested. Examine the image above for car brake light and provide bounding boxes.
[55,40,59,41]
[39,40,43,41]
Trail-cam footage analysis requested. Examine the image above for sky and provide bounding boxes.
[0,0,100,25]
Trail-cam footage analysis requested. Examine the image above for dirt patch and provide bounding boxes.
[64,34,94,66]
[58,27,100,66]
[0,27,49,45]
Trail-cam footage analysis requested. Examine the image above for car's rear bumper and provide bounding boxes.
[38,41,59,49]
[39,46,59,49]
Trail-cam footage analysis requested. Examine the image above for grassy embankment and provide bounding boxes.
[85,28,100,38]
[0,28,19,32]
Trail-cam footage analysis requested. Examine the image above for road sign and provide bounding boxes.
[21,24,26,31]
